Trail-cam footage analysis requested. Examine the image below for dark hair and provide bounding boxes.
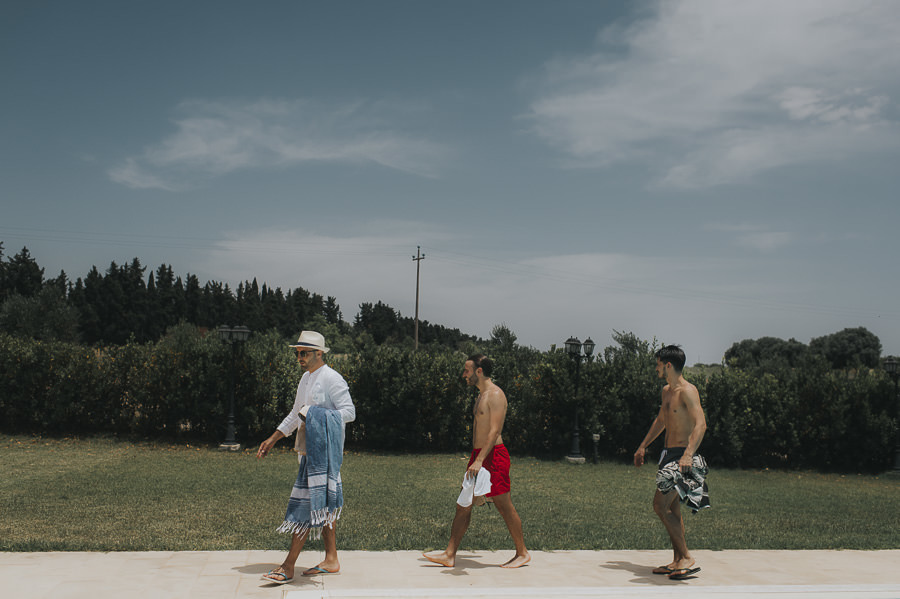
[655,345,686,372]
[468,353,493,378]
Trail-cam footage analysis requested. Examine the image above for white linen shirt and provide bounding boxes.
[276,364,355,461]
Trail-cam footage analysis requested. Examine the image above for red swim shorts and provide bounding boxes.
[467,444,511,497]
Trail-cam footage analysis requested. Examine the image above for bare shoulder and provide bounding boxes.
[660,382,672,399]
[485,384,508,405]
[677,381,701,404]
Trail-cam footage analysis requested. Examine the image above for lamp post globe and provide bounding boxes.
[884,357,898,378]
[583,337,595,358]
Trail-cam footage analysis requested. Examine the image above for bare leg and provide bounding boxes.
[423,504,473,567]
[303,523,341,575]
[653,490,694,570]
[263,530,308,582]
[490,493,531,568]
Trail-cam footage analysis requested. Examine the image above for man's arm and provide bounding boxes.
[274,373,308,439]
[468,390,506,478]
[325,371,356,423]
[257,429,286,459]
[634,396,666,467]
[677,386,707,471]
[260,378,306,459]
[259,372,312,459]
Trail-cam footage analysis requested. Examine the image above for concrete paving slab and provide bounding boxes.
[281,587,900,599]
[0,550,897,599]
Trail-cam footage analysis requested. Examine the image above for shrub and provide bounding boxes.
[1,328,897,472]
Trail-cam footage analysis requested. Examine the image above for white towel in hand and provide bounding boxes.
[456,467,492,507]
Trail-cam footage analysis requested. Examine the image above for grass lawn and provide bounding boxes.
[1,434,898,552]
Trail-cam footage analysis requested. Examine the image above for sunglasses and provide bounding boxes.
[296,349,318,358]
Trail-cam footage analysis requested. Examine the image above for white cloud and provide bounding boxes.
[108,99,450,190]
[705,223,793,253]
[777,87,889,124]
[527,0,900,188]
[194,220,457,307]
[108,158,182,191]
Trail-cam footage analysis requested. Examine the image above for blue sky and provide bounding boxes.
[3,0,899,363]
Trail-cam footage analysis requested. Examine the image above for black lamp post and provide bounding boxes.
[218,325,250,451]
[564,336,595,464]
[884,357,899,471]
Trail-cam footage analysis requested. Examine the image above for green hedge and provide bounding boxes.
[1,327,897,472]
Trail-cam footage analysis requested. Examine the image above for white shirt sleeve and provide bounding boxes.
[276,373,308,437]
[323,368,356,424]
[276,410,299,437]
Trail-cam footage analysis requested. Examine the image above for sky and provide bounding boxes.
[2,0,900,364]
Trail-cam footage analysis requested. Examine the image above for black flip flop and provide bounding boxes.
[668,566,701,580]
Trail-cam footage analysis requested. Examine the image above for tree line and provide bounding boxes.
[723,328,884,371]
[2,242,890,371]
[0,243,478,349]
[2,325,897,472]
[3,242,897,472]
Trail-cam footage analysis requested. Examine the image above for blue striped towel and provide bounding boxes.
[277,406,345,539]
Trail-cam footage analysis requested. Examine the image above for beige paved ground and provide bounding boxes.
[1,550,899,599]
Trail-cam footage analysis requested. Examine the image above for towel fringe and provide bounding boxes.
[276,520,311,537]
[276,507,342,539]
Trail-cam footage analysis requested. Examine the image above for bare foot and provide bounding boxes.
[500,552,531,568]
[423,550,455,567]
[671,558,695,571]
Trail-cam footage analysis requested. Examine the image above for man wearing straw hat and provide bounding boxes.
[257,331,356,584]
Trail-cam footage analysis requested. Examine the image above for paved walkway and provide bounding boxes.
[1,550,899,599]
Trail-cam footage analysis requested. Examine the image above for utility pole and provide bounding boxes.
[412,246,425,350]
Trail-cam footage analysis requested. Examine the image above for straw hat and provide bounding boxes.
[288,330,329,353]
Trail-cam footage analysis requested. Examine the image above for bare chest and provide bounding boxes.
[661,389,693,440]
[661,391,687,420]
[473,393,486,417]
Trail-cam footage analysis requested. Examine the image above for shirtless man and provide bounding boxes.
[634,345,707,580]
[424,354,531,569]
